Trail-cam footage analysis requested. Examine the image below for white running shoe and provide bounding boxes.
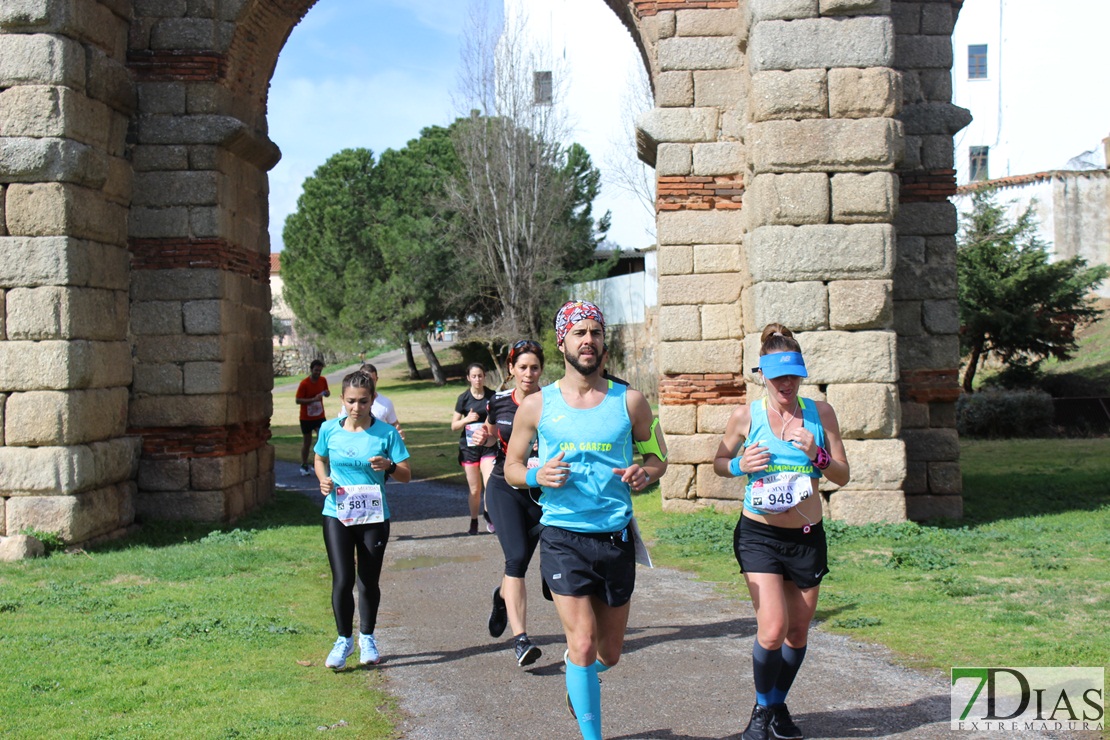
[325,636,354,669]
[359,633,380,665]
[299,465,312,477]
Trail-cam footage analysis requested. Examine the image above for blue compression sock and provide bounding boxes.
[566,657,602,740]
[769,643,808,705]
[593,659,610,674]
[752,641,784,707]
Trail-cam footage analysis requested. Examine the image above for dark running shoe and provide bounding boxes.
[742,703,772,740]
[513,633,541,667]
[769,703,803,740]
[467,518,478,535]
[488,586,508,638]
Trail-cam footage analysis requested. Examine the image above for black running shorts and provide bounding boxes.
[733,516,828,589]
[300,418,325,435]
[540,525,636,607]
[458,444,496,466]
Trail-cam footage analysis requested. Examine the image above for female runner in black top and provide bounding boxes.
[474,341,545,666]
[451,363,497,534]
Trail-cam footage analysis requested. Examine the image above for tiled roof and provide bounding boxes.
[956,169,1109,196]
[270,252,281,273]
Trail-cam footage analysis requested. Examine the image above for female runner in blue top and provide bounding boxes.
[314,370,411,670]
[713,323,850,740]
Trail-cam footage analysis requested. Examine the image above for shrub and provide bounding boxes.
[956,389,1055,438]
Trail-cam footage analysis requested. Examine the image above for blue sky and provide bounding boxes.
[267,0,652,253]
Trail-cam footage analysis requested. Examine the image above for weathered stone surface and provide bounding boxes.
[658,210,742,245]
[839,437,906,490]
[656,71,694,107]
[749,69,827,121]
[744,281,828,332]
[826,382,899,438]
[133,362,183,395]
[750,17,894,71]
[666,433,719,465]
[696,464,744,501]
[657,244,693,275]
[919,134,954,170]
[5,286,127,340]
[830,172,896,223]
[85,46,134,114]
[136,459,190,492]
[137,81,186,115]
[131,170,218,207]
[0,340,131,390]
[676,8,742,36]
[901,428,959,462]
[182,299,227,335]
[0,237,129,289]
[828,490,906,523]
[660,462,695,501]
[4,183,126,244]
[894,34,953,69]
[0,437,138,495]
[819,0,891,16]
[6,482,133,542]
[899,102,972,136]
[150,17,217,49]
[0,290,6,338]
[0,86,112,149]
[0,33,85,88]
[129,394,227,427]
[133,334,222,363]
[0,534,46,561]
[660,339,742,374]
[747,224,895,281]
[660,274,742,306]
[751,0,819,22]
[694,69,745,108]
[131,144,189,171]
[898,332,958,372]
[750,118,901,173]
[697,403,734,434]
[927,461,961,494]
[745,173,829,227]
[136,489,228,522]
[828,279,892,330]
[692,142,744,176]
[693,244,741,274]
[183,361,232,394]
[637,107,719,145]
[129,269,224,301]
[660,404,696,435]
[905,494,962,521]
[5,388,128,445]
[659,36,742,71]
[656,143,692,176]
[660,304,701,341]
[745,329,897,383]
[828,67,901,119]
[922,298,958,334]
[701,301,742,340]
[893,259,956,302]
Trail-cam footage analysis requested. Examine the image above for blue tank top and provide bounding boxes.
[536,380,634,533]
[744,397,825,516]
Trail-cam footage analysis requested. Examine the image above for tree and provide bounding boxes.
[957,189,1109,391]
[448,2,611,338]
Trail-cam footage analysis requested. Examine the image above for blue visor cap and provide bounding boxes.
[759,351,808,379]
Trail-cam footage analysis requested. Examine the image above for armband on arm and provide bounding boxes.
[634,418,667,461]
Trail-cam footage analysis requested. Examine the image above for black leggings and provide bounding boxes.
[322,515,390,637]
[485,474,542,578]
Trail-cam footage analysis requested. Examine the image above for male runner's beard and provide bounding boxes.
[566,344,601,376]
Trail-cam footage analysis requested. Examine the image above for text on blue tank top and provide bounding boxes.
[743,398,825,516]
[536,380,634,533]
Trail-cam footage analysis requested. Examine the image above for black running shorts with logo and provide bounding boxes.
[540,525,636,607]
[733,516,828,589]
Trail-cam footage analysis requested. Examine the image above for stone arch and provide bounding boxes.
[0,0,965,544]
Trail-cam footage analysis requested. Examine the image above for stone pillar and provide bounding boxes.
[0,0,139,542]
[126,3,278,521]
[892,0,968,519]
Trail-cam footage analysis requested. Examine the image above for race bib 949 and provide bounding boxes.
[750,473,811,514]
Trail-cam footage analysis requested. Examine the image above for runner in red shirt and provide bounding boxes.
[296,359,330,475]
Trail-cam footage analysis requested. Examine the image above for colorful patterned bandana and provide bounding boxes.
[554,300,605,345]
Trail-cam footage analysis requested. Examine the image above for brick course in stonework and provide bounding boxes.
[130,238,270,282]
[899,169,957,203]
[899,368,960,404]
[127,51,227,82]
[660,373,746,406]
[132,421,271,461]
[657,176,744,211]
[634,1,738,15]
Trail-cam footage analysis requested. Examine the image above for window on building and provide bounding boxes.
[533,71,552,105]
[968,44,988,79]
[969,146,989,181]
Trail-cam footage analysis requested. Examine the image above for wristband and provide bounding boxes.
[813,447,831,471]
[386,461,397,475]
[728,457,744,477]
[526,467,539,488]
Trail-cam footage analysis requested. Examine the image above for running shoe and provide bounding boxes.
[513,633,541,667]
[488,587,508,637]
[324,635,354,670]
[768,703,803,740]
[483,511,496,533]
[742,703,772,740]
[358,633,380,665]
[468,518,479,536]
[299,465,312,477]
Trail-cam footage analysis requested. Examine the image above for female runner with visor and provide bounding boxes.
[713,324,850,740]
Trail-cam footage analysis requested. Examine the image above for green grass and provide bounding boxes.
[633,437,1110,672]
[0,492,398,739]
[1042,301,1110,390]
